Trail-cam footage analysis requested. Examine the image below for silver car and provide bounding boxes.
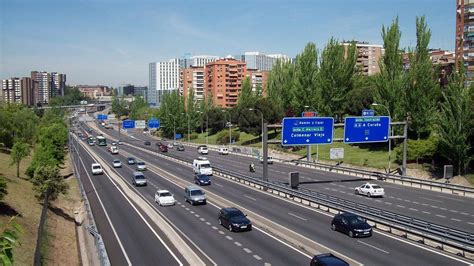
[184,185,206,205]
[132,172,147,186]
[136,161,147,171]
[112,159,122,168]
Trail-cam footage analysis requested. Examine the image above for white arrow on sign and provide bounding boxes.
[284,140,288,143]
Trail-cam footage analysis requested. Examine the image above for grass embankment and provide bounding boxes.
[0,152,39,265]
[190,127,398,170]
[0,152,81,265]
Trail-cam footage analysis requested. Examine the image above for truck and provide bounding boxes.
[193,157,213,176]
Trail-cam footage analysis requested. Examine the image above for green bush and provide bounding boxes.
[216,130,240,145]
[189,132,199,140]
[0,176,7,201]
[394,135,438,163]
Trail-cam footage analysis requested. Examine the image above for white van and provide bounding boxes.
[193,157,213,176]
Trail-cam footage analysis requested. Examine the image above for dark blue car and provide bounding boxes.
[194,174,211,186]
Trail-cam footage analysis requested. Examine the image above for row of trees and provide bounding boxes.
[113,16,473,175]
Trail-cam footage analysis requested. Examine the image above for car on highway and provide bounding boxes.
[87,128,93,133]
[112,142,117,146]
[354,183,385,197]
[131,172,147,186]
[194,174,211,186]
[177,144,185,151]
[167,143,174,149]
[155,141,162,147]
[91,163,103,175]
[193,157,213,176]
[127,157,136,165]
[310,253,349,266]
[144,141,151,145]
[112,159,122,168]
[154,190,176,206]
[259,156,274,164]
[184,185,206,205]
[218,207,252,232]
[109,145,119,154]
[218,147,229,155]
[136,161,147,171]
[331,212,372,238]
[159,144,168,152]
[117,140,123,145]
[197,145,208,155]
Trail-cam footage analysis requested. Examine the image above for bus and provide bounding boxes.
[96,136,107,146]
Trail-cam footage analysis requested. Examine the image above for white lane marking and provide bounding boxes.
[214,183,224,187]
[190,211,195,214]
[467,222,474,225]
[225,236,233,240]
[76,151,133,265]
[412,201,419,204]
[422,211,431,214]
[450,210,458,213]
[450,218,462,222]
[253,255,262,260]
[461,212,469,215]
[436,195,465,202]
[264,263,272,266]
[357,240,389,254]
[243,248,252,254]
[234,242,242,247]
[243,195,257,201]
[384,202,392,205]
[436,214,446,218]
[206,222,211,225]
[409,208,418,211]
[218,231,225,235]
[431,206,439,209]
[195,214,200,217]
[439,208,447,211]
[420,197,442,203]
[211,226,218,230]
[396,205,406,208]
[200,218,205,222]
[288,212,307,221]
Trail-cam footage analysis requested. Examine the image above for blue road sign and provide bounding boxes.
[281,117,334,146]
[344,116,390,144]
[362,109,374,117]
[148,119,160,129]
[175,133,182,139]
[122,120,135,129]
[97,114,108,120]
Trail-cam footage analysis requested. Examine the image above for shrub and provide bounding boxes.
[216,130,240,145]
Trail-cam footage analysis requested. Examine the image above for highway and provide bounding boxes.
[77,121,473,265]
[73,126,311,265]
[120,127,474,232]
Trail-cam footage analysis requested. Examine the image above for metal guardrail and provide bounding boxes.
[210,166,474,256]
[70,135,111,266]
[288,159,474,197]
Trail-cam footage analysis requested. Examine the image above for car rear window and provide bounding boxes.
[372,185,382,189]
[93,165,101,169]
[135,174,145,179]
[160,192,172,197]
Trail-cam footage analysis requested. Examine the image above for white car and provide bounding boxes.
[259,156,274,164]
[167,143,174,149]
[218,147,229,155]
[109,146,119,154]
[136,161,147,171]
[112,159,122,168]
[198,146,208,155]
[154,190,176,206]
[355,183,385,197]
[91,163,103,175]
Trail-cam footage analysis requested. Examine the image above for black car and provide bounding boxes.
[177,144,185,151]
[310,253,349,266]
[331,213,372,238]
[144,141,151,145]
[194,174,211,186]
[127,157,136,165]
[156,142,162,147]
[218,207,252,232]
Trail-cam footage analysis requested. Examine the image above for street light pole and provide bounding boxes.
[248,108,263,156]
[372,103,391,173]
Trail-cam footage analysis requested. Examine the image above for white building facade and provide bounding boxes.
[148,59,180,106]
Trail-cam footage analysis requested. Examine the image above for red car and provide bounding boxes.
[159,144,168,152]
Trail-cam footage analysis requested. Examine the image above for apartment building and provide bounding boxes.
[31,71,50,104]
[148,59,180,106]
[1,77,36,105]
[342,42,384,76]
[181,66,205,102]
[51,72,66,97]
[205,57,247,108]
[236,52,290,71]
[246,69,269,95]
[456,0,474,84]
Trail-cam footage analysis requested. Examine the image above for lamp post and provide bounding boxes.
[197,111,209,146]
[248,108,263,155]
[304,105,318,162]
[222,110,232,146]
[372,103,392,173]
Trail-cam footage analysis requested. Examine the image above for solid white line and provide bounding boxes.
[76,150,132,265]
[357,240,389,254]
[288,212,307,221]
[243,195,257,201]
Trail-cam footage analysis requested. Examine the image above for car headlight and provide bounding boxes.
[232,223,240,226]
[354,229,364,232]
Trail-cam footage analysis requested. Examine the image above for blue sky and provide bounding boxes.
[0,0,454,87]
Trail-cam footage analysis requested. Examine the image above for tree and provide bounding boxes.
[0,176,7,201]
[267,59,295,114]
[343,75,377,115]
[437,70,472,175]
[374,17,406,121]
[129,96,148,120]
[158,91,186,138]
[111,95,128,118]
[10,141,30,178]
[291,42,319,115]
[0,216,23,265]
[31,165,69,201]
[238,77,254,106]
[318,38,358,118]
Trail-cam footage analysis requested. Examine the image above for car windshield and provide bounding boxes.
[200,164,211,168]
[135,175,145,179]
[198,175,209,181]
[138,162,145,166]
[348,216,365,225]
[114,160,120,163]
[128,158,134,161]
[372,185,382,189]
[191,190,203,196]
[93,165,101,169]
[228,210,245,218]
[160,192,172,197]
